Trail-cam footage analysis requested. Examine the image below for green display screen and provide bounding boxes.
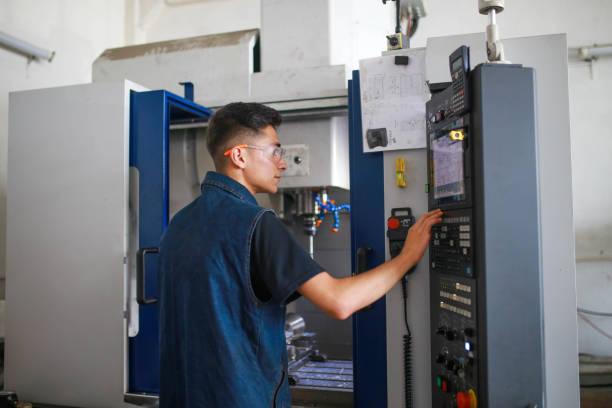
[452,58,463,72]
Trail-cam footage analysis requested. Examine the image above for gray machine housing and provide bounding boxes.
[428,63,544,407]
[472,64,544,407]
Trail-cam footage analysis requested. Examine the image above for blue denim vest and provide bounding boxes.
[159,171,290,408]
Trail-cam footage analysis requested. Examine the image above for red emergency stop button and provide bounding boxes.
[387,217,400,229]
[457,390,478,408]
[457,392,470,408]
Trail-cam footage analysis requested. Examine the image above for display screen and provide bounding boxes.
[432,135,465,199]
[452,58,463,72]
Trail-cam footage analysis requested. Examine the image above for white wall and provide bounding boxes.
[125,0,261,44]
[329,0,395,74]
[0,0,126,297]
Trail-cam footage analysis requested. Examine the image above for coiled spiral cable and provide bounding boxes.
[401,277,413,408]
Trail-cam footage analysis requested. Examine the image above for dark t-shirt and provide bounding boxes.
[250,212,324,304]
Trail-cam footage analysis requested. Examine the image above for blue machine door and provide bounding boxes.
[129,90,211,394]
[348,71,388,407]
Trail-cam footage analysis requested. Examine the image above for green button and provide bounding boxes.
[466,267,472,275]
[436,376,442,388]
[425,184,429,193]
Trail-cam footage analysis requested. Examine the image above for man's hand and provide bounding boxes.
[298,208,443,320]
[400,208,443,267]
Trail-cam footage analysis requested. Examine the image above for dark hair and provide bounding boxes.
[206,102,282,166]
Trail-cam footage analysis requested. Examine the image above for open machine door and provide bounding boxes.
[127,91,211,400]
[348,70,388,408]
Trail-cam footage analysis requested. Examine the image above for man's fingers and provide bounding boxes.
[425,216,443,229]
[421,209,442,220]
[413,209,443,229]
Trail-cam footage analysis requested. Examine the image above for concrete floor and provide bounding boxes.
[581,386,612,408]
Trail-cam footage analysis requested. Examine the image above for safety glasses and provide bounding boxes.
[223,144,286,163]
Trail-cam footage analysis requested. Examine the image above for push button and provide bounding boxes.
[387,217,400,229]
[457,392,471,408]
[456,390,478,408]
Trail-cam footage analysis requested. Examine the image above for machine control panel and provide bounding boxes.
[430,209,474,278]
[428,46,479,408]
[432,274,478,407]
[428,45,544,408]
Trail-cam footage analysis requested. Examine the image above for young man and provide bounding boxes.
[159,102,442,407]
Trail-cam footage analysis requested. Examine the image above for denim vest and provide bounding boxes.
[159,171,290,408]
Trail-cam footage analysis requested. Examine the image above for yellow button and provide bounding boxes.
[468,389,477,408]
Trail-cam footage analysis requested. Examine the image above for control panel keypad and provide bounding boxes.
[431,211,473,277]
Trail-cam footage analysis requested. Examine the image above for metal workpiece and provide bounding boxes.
[286,313,307,338]
[285,313,353,407]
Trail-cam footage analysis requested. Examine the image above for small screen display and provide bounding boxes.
[432,135,465,199]
[452,58,463,72]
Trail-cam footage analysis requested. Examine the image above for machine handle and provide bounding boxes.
[355,247,373,276]
[355,247,373,311]
[136,247,159,305]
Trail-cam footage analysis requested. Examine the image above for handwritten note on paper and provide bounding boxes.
[359,49,430,153]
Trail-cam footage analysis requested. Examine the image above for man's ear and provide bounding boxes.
[227,147,248,169]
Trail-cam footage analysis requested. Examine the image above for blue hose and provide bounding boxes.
[314,194,351,232]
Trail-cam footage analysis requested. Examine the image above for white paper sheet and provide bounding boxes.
[359,49,430,153]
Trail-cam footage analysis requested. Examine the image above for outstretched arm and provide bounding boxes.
[298,209,443,319]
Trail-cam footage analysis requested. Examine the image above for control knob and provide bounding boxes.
[445,358,458,372]
[445,329,458,341]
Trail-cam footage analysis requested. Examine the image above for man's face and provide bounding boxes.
[243,125,287,194]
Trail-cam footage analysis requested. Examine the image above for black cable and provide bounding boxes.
[382,0,401,34]
[395,0,401,34]
[409,17,419,38]
[578,307,612,317]
[401,277,413,408]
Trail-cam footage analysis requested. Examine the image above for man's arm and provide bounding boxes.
[298,209,442,320]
